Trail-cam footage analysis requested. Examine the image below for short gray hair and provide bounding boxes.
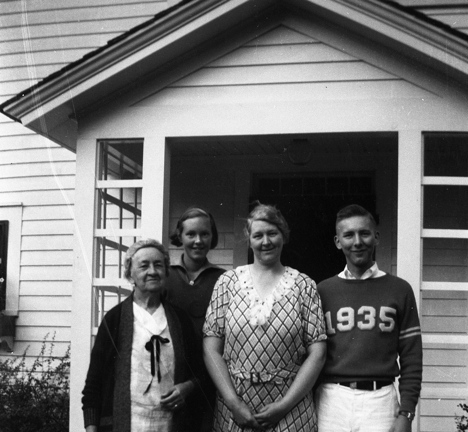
[123,239,170,280]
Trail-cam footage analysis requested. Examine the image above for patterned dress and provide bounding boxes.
[203,265,326,432]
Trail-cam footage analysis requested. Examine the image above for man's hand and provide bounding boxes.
[389,414,412,432]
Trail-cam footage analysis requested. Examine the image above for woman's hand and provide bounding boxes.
[160,380,194,411]
[254,400,288,429]
[230,398,262,429]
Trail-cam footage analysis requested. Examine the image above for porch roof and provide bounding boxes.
[1,0,468,151]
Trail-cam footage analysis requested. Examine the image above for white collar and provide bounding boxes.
[338,262,386,280]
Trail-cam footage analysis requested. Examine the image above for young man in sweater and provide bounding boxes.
[316,204,422,432]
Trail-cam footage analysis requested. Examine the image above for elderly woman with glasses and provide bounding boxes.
[82,239,201,432]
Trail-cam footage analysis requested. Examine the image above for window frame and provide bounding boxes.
[0,203,22,316]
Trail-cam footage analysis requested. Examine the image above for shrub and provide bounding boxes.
[456,403,468,431]
[0,336,70,432]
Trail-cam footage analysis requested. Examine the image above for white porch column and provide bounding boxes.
[397,130,423,432]
[141,136,171,244]
[397,130,423,309]
[69,139,97,432]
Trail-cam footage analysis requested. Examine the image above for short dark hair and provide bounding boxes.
[336,204,377,230]
[124,239,170,279]
[169,207,219,249]
[244,202,290,244]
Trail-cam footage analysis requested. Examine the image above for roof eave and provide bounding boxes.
[1,0,468,148]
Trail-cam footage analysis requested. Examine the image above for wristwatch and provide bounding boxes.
[398,410,415,422]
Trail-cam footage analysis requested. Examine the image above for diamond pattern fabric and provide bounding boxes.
[204,265,326,432]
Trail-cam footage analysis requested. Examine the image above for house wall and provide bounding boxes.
[0,1,173,361]
[1,2,468,431]
[76,16,468,431]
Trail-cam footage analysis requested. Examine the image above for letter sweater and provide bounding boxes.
[317,274,422,412]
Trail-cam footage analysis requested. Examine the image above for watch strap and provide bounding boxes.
[398,410,415,422]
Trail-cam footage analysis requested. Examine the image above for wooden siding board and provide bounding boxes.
[15,326,71,342]
[423,365,467,383]
[0,0,162,14]
[246,25,320,45]
[0,49,92,69]
[422,316,468,333]
[0,3,164,26]
[0,161,76,179]
[16,311,71,327]
[0,16,158,41]
[0,34,122,56]
[423,290,468,299]
[424,348,467,366]
[0,190,75,205]
[419,415,458,432]
[139,80,433,107]
[0,64,75,84]
[0,136,52,151]
[172,62,400,87]
[0,175,75,194]
[19,296,71,312]
[0,147,76,165]
[20,281,73,296]
[21,251,74,266]
[423,298,468,316]
[209,44,356,67]
[0,120,36,137]
[22,205,75,221]
[8,340,70,357]
[20,265,74,281]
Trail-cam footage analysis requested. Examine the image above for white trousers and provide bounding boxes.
[316,383,399,432]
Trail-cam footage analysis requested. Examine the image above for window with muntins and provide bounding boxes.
[422,133,468,284]
[92,139,143,335]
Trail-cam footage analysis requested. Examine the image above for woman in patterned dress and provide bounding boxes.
[203,204,327,432]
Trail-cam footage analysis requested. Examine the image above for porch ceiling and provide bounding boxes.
[169,132,396,157]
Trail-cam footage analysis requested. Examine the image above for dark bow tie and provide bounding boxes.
[145,335,170,382]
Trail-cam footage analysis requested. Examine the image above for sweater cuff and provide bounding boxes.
[83,407,100,428]
[399,399,417,414]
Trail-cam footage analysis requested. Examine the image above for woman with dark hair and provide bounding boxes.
[203,203,327,432]
[166,207,225,431]
[82,239,201,432]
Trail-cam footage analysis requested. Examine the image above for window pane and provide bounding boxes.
[423,238,468,282]
[98,140,143,180]
[95,236,137,279]
[424,134,468,177]
[96,188,142,230]
[423,186,468,229]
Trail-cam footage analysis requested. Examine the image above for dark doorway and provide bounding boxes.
[250,173,377,283]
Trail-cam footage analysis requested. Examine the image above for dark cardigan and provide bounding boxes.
[82,295,201,432]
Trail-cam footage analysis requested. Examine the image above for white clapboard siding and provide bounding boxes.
[20,281,73,296]
[420,288,468,431]
[15,325,71,343]
[22,205,76,221]
[0,0,173,361]
[0,147,76,166]
[21,235,75,252]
